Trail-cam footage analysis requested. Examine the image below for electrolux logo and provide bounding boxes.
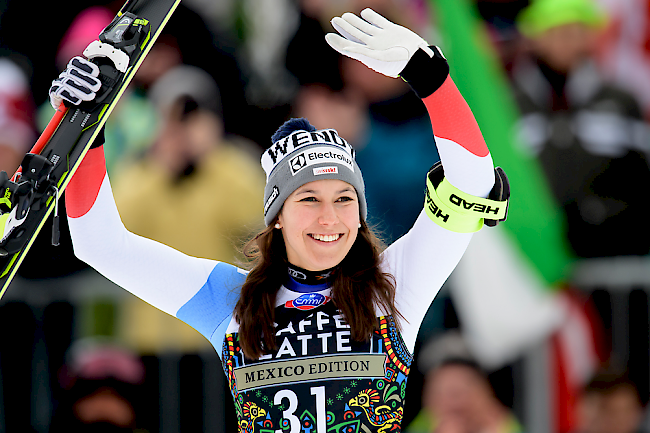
[307,150,352,166]
[287,147,354,177]
[289,154,307,174]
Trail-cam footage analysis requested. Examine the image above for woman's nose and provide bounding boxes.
[318,202,339,225]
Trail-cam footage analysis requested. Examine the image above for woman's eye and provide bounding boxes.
[300,197,317,202]
[337,196,353,202]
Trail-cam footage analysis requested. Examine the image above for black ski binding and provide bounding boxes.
[100,12,151,58]
[0,154,56,256]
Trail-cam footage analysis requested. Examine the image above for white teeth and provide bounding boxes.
[312,233,341,242]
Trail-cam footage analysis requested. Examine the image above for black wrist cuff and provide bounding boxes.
[484,166,510,227]
[399,45,450,99]
[90,125,106,149]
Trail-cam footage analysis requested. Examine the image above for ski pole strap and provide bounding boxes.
[424,163,510,233]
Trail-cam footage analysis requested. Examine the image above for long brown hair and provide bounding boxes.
[234,219,401,359]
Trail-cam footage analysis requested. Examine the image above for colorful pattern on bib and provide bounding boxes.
[222,302,412,433]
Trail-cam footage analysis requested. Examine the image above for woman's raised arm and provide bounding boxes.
[326,9,508,350]
[54,58,243,340]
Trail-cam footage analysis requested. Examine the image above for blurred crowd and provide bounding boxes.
[1,0,650,432]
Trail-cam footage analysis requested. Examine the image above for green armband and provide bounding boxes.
[424,163,510,233]
[425,176,484,233]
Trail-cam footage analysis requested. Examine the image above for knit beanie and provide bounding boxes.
[261,118,367,226]
[517,0,607,37]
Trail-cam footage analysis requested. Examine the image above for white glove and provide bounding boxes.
[325,8,434,78]
[49,57,102,109]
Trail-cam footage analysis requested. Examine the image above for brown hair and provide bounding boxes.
[234,219,401,359]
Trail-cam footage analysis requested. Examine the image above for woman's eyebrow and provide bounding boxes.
[295,187,354,195]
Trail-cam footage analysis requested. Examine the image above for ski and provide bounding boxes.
[0,0,182,298]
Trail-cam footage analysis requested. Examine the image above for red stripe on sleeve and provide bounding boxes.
[65,147,107,218]
[423,76,490,157]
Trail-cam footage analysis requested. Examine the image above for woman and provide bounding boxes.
[52,9,508,433]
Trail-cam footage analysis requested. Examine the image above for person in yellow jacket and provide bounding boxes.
[113,65,264,262]
[111,65,264,352]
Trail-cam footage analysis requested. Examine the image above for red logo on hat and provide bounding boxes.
[313,166,338,175]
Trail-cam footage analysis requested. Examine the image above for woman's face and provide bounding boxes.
[531,23,596,73]
[277,179,360,271]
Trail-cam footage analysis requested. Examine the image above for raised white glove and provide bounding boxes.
[325,8,434,78]
[49,56,102,109]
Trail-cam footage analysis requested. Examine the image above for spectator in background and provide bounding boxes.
[0,56,35,174]
[473,0,529,76]
[574,369,647,433]
[113,65,264,262]
[54,6,114,72]
[111,66,264,354]
[407,331,523,433]
[512,0,650,258]
[595,0,650,121]
[49,340,146,433]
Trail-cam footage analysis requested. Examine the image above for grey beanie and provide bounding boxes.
[261,127,367,226]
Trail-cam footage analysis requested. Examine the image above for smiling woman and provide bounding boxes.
[55,8,509,433]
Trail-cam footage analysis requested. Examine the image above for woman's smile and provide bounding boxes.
[308,233,344,243]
